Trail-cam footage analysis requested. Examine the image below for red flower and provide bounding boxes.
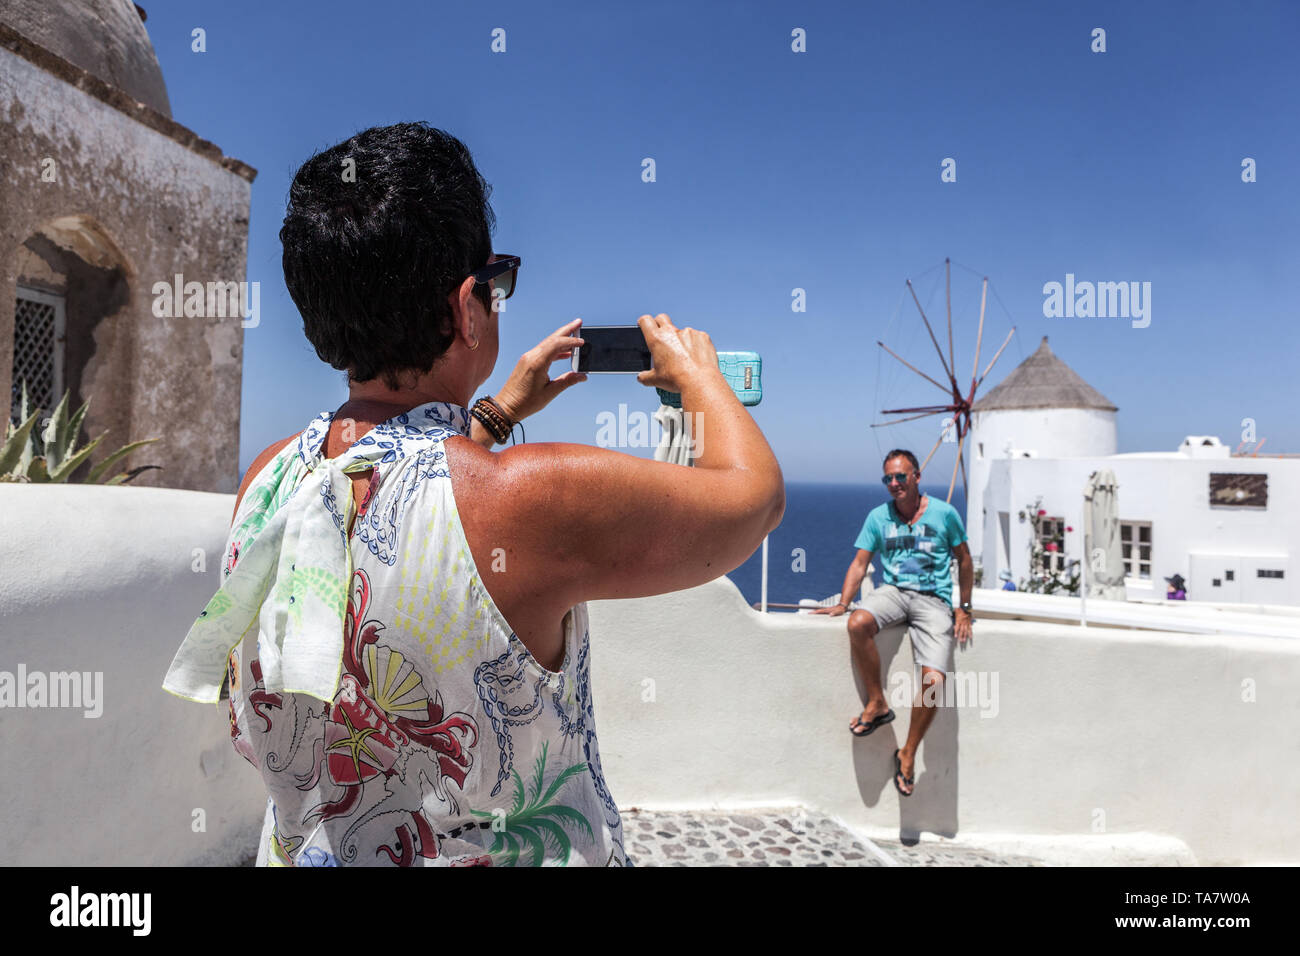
[1066,526,1073,532]
[1045,542,1058,552]
[1037,509,1047,516]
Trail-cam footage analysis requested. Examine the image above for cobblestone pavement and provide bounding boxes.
[621,808,1047,866]
[240,808,1047,866]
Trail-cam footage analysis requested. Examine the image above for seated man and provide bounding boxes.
[813,449,973,796]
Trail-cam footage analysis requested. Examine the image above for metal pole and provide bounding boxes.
[971,277,988,398]
[1080,535,1089,629]
[760,534,769,613]
[945,258,956,387]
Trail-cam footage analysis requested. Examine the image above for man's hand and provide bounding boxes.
[955,608,973,645]
[492,318,588,423]
[810,603,848,617]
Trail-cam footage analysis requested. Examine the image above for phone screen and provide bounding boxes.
[575,326,652,373]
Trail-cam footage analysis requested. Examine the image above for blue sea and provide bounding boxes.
[726,482,968,608]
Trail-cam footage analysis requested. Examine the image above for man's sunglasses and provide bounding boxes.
[882,472,913,486]
[471,254,521,304]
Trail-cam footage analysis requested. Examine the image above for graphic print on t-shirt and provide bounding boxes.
[882,521,942,575]
[854,496,968,605]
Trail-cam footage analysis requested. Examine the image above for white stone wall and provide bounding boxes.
[0,44,251,492]
[0,485,264,865]
[2,486,1296,865]
[588,577,1300,866]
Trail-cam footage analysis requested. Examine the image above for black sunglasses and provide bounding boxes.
[471,254,521,305]
[882,472,913,486]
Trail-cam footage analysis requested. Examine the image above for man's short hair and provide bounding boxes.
[280,122,496,389]
[883,449,920,474]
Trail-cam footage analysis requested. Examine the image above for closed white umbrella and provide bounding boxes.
[1083,468,1125,600]
[653,403,694,466]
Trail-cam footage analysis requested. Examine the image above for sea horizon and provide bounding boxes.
[727,480,969,608]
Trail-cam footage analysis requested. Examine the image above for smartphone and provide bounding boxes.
[572,326,652,373]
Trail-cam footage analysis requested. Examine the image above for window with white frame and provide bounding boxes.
[1037,515,1067,575]
[10,286,66,423]
[1120,521,1152,579]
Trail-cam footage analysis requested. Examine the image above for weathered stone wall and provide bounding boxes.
[0,43,253,492]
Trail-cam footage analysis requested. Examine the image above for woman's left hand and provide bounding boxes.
[492,318,588,424]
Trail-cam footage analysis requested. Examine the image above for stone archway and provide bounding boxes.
[7,215,132,456]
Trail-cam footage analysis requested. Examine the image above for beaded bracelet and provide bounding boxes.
[483,396,515,436]
[471,396,513,445]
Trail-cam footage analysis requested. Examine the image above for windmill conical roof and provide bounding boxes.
[972,336,1117,412]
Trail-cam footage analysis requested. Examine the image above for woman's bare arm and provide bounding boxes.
[451,314,785,611]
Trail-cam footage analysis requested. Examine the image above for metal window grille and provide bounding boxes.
[10,287,65,422]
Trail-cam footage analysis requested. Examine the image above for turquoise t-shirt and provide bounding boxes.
[854,496,968,606]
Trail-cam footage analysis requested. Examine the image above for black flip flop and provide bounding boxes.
[850,708,895,737]
[893,748,914,797]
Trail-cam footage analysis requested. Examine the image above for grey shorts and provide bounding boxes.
[856,585,955,672]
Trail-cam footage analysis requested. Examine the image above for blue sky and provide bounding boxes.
[148,0,1299,484]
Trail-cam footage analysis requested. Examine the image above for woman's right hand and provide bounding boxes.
[635,313,723,395]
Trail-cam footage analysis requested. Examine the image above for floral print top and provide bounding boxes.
[163,400,628,866]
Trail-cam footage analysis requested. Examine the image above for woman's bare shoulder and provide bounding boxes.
[443,436,624,558]
[444,437,628,511]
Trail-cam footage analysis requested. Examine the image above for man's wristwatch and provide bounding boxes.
[958,601,973,614]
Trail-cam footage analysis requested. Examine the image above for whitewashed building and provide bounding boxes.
[968,337,1297,607]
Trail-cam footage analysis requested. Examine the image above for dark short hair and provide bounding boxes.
[883,449,920,474]
[280,122,496,389]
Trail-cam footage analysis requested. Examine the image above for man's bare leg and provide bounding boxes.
[847,610,890,728]
[896,666,944,794]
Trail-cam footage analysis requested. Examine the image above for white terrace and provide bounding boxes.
[2,484,1297,866]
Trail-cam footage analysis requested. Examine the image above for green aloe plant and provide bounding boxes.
[470,742,594,866]
[1,381,161,484]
